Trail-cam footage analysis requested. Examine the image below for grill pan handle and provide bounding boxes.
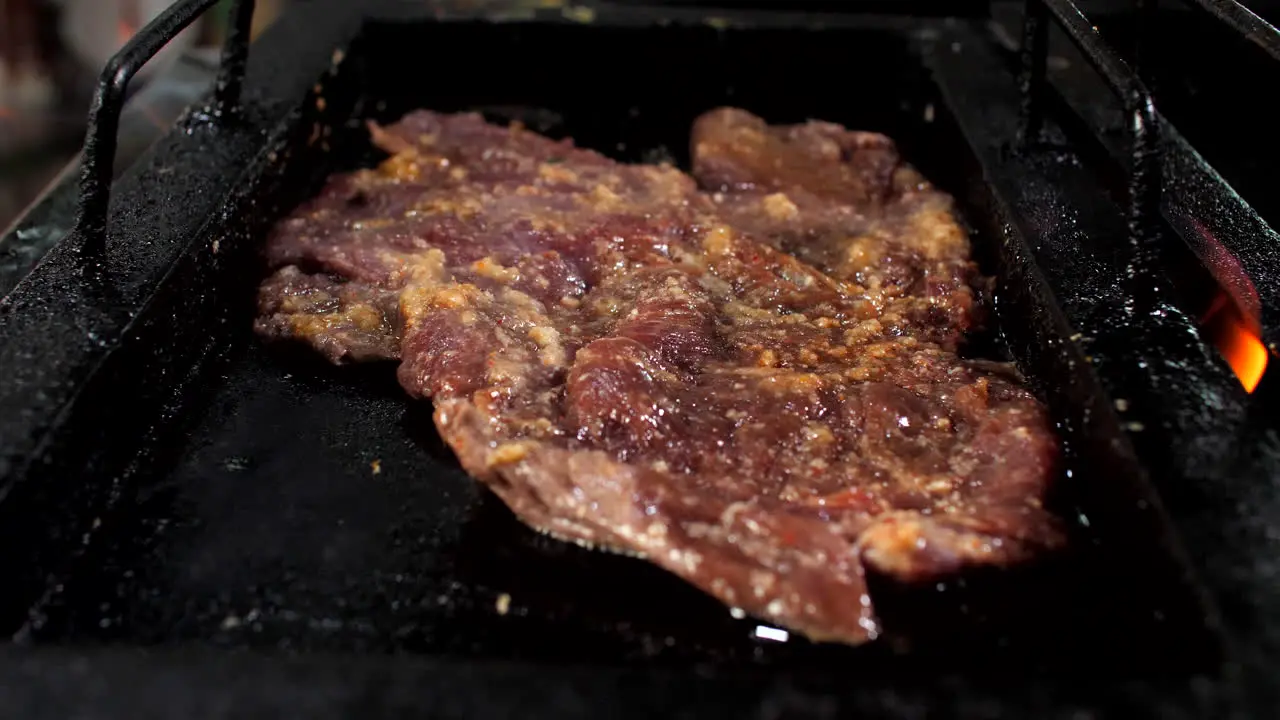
[76,0,257,254]
[1018,0,1163,310]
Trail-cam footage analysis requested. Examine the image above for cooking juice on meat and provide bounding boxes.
[255,108,1063,644]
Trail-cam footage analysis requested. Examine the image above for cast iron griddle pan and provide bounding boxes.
[0,3,1259,717]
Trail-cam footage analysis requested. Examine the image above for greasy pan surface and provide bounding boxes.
[9,16,1200,664]
[0,5,1267,717]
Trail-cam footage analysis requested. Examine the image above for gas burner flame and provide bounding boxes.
[1203,292,1268,394]
[1178,216,1269,393]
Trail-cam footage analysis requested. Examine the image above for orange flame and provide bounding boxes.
[117,20,137,45]
[1203,292,1268,393]
[1177,216,1268,393]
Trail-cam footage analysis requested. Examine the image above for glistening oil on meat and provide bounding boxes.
[254,108,1064,645]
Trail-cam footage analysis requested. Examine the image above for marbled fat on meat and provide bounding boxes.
[255,109,1064,644]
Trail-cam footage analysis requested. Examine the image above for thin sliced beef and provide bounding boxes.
[691,107,984,349]
[255,109,1063,645]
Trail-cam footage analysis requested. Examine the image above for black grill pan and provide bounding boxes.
[0,1,1277,717]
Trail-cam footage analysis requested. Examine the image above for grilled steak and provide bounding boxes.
[255,109,1063,644]
[691,107,984,351]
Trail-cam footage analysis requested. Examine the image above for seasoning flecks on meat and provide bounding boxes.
[255,109,1063,645]
[691,107,982,349]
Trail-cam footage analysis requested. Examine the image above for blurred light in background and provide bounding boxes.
[1,0,293,114]
[0,0,292,228]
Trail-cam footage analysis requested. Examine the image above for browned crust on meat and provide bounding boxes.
[254,109,1065,645]
[691,107,983,348]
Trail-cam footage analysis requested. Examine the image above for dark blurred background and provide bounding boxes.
[0,0,295,230]
[2,0,1278,232]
